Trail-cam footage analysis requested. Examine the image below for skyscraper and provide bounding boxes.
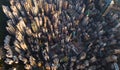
[101,0,120,16]
[102,0,114,16]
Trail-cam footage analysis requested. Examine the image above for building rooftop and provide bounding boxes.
[114,0,120,5]
[101,0,120,16]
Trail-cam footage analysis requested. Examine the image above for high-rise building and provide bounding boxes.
[100,0,120,16]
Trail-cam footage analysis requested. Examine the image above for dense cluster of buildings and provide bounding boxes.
[2,0,120,70]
